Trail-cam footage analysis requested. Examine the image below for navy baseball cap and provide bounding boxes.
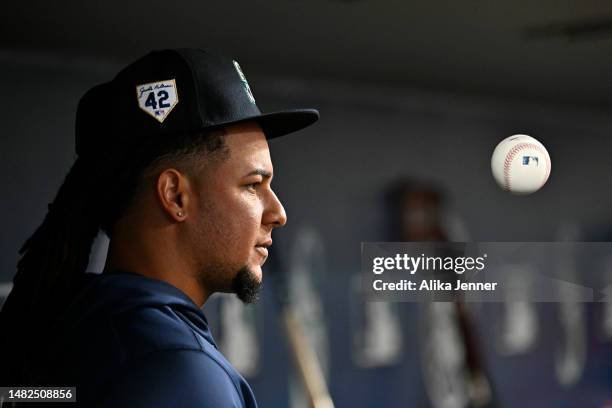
[75,48,319,158]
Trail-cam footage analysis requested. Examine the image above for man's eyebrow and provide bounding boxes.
[245,168,272,178]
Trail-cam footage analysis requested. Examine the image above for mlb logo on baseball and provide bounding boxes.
[136,79,179,123]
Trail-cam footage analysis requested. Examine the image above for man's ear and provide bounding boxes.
[156,169,191,222]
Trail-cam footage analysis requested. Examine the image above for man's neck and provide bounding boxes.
[104,223,209,307]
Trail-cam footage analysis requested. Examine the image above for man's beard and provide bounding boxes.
[231,266,261,304]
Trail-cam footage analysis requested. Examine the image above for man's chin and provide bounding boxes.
[231,266,262,304]
[251,265,263,283]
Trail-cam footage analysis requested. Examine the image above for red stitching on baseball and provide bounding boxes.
[503,143,550,192]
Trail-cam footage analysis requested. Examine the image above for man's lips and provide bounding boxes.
[255,239,272,258]
[255,246,269,257]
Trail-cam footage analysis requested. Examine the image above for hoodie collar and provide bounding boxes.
[59,270,213,340]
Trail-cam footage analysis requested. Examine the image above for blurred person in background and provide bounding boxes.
[387,180,497,408]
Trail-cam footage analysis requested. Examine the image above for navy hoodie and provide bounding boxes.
[5,271,258,407]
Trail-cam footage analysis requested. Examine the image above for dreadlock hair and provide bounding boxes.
[0,127,228,383]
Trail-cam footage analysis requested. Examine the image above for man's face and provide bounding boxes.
[185,121,287,302]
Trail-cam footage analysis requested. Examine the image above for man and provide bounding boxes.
[0,49,318,407]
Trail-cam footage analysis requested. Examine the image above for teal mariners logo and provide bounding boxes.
[233,61,256,104]
[136,79,179,123]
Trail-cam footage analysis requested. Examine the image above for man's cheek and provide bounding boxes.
[234,203,262,229]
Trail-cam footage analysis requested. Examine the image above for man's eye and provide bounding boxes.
[246,182,259,191]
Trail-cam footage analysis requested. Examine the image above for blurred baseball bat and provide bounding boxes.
[268,248,335,408]
[283,308,335,408]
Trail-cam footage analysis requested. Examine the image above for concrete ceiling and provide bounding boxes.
[2,0,612,106]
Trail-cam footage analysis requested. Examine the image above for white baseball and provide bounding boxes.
[491,134,551,195]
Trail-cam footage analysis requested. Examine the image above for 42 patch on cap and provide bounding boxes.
[136,79,179,123]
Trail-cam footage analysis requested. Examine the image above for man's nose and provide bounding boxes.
[265,189,287,228]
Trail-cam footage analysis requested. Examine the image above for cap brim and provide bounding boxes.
[255,109,320,139]
[208,109,319,140]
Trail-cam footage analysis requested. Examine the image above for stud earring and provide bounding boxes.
[177,211,184,217]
